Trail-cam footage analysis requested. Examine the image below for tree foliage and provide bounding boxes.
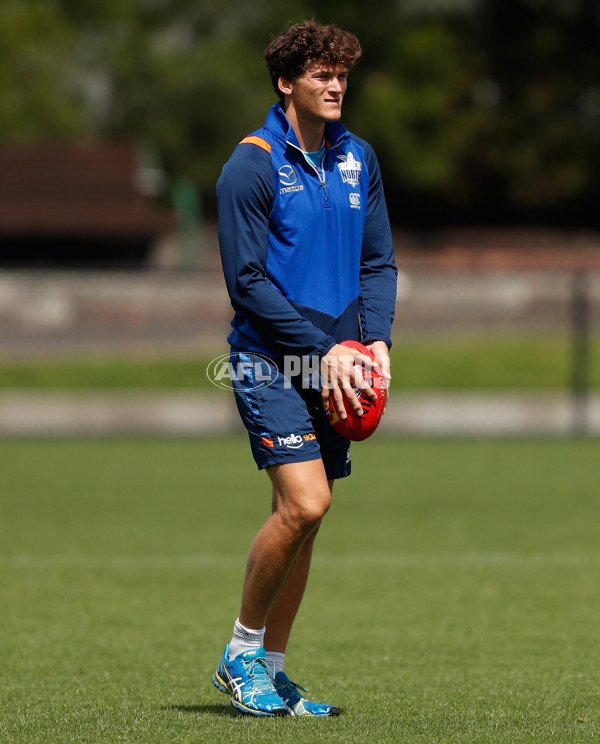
[1,0,598,225]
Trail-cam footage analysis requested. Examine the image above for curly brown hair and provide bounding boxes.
[265,21,362,100]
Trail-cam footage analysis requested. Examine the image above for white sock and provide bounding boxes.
[227,618,265,660]
[265,651,285,678]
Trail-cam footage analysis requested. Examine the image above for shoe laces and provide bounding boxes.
[241,657,277,694]
[277,677,307,697]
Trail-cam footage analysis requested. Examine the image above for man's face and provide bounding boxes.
[281,63,348,124]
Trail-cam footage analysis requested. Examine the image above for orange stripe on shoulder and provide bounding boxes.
[239,136,272,153]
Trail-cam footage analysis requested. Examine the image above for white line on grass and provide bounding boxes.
[2,552,600,570]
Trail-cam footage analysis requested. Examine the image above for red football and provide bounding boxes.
[325,340,388,441]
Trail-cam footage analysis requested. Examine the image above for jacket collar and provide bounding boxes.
[264,103,349,150]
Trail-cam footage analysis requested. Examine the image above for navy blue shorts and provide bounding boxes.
[230,350,351,480]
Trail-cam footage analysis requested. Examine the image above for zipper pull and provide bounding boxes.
[316,166,329,200]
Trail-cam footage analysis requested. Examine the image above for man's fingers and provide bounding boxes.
[321,344,389,414]
[342,383,363,416]
[377,354,392,381]
[349,359,377,401]
[332,387,347,419]
[321,348,379,409]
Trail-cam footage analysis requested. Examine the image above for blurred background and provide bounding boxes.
[0,0,599,436]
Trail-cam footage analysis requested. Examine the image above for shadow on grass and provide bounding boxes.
[166,702,345,719]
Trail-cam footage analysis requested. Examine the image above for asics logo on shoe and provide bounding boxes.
[212,645,290,717]
[226,674,245,699]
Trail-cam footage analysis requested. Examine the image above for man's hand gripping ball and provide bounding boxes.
[322,340,389,441]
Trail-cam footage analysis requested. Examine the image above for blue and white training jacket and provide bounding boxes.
[217,102,397,362]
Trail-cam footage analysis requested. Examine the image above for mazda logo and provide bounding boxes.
[278,165,298,186]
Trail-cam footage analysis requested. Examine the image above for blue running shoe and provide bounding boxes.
[212,645,290,717]
[274,671,340,717]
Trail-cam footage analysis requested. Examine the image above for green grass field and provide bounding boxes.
[0,331,598,390]
[1,436,599,743]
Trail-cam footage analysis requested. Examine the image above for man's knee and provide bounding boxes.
[278,483,331,537]
[297,485,331,527]
[269,460,332,536]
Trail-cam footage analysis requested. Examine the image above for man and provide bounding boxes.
[212,20,397,717]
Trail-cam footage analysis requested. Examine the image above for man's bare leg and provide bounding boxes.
[264,479,334,653]
[238,459,332,631]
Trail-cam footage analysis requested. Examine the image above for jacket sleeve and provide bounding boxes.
[355,138,398,348]
[217,143,337,359]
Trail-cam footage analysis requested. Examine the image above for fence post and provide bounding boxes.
[570,270,590,436]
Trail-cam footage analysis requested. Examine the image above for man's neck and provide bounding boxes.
[283,105,326,152]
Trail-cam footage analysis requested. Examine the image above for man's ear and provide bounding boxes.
[278,76,293,97]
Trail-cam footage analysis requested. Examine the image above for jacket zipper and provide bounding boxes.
[287,140,345,205]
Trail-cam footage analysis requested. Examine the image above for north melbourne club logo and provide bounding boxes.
[337,151,362,187]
